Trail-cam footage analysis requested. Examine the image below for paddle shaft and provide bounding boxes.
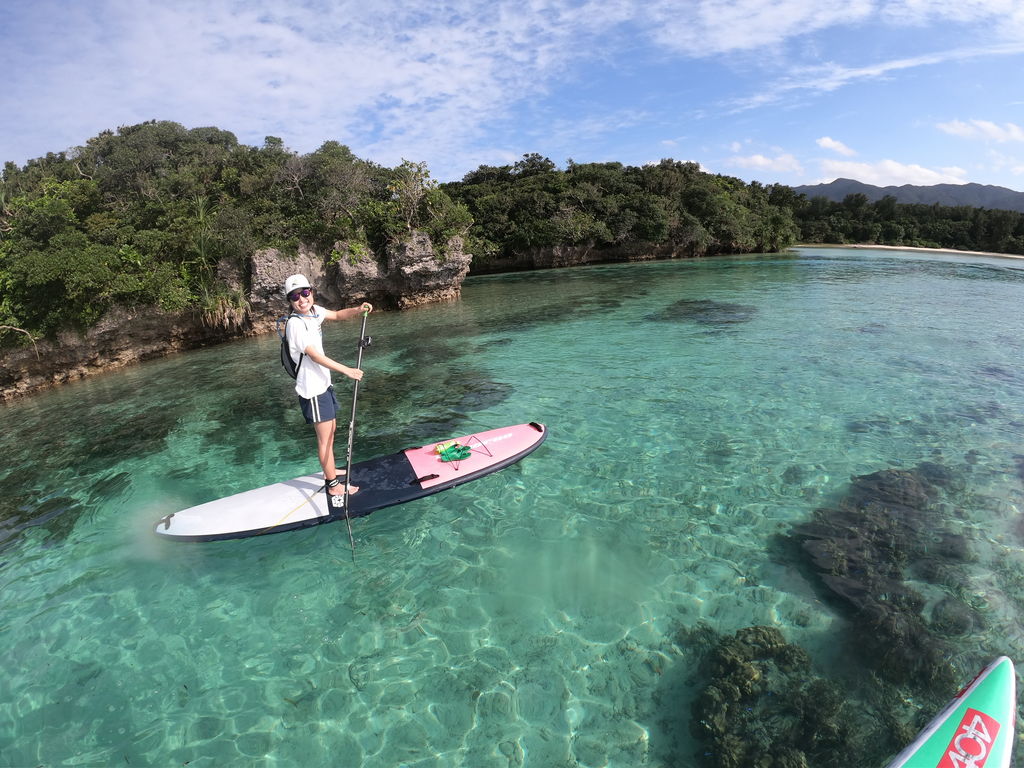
[341,310,369,557]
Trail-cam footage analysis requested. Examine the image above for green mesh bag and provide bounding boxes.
[438,443,472,462]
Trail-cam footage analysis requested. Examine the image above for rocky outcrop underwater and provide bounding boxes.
[688,625,878,767]
[682,455,1022,767]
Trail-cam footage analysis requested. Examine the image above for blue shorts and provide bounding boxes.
[299,386,339,424]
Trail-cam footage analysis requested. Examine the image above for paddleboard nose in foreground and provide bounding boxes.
[884,655,1016,768]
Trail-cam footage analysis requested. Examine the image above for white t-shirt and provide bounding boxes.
[286,306,332,399]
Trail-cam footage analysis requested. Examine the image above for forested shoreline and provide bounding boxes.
[0,121,471,347]
[3,120,1024,354]
[786,190,1024,255]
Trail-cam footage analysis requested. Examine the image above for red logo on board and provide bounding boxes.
[937,708,1001,768]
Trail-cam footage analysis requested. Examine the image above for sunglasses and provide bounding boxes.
[288,288,312,302]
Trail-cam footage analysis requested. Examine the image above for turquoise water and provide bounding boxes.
[2,246,1024,766]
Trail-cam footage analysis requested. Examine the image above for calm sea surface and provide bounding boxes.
[2,247,1024,767]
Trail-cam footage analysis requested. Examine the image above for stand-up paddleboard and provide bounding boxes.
[885,656,1016,768]
[154,422,547,542]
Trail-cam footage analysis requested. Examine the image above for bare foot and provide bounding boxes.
[327,481,358,495]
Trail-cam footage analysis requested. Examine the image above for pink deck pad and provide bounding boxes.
[404,423,545,489]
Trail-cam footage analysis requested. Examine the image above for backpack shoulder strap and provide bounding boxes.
[276,313,301,338]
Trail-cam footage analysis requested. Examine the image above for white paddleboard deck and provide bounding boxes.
[154,422,547,542]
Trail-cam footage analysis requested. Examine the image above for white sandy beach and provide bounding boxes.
[800,243,1024,261]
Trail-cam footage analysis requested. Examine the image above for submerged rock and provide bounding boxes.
[645,298,757,327]
[786,462,974,692]
[781,465,807,484]
[689,625,881,768]
[845,467,934,511]
[930,596,981,636]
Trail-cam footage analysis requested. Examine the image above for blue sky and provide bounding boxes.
[3,0,1024,189]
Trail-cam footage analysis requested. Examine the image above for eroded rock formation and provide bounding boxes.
[1,233,471,399]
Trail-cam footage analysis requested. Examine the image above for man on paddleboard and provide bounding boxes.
[283,274,372,507]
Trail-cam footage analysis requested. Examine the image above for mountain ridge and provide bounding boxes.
[791,178,1024,213]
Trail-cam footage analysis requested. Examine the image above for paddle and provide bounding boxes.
[340,307,371,558]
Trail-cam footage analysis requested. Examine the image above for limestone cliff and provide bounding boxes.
[249,232,471,331]
[0,232,471,400]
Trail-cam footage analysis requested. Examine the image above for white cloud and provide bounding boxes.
[938,119,1024,142]
[817,136,856,156]
[729,153,803,173]
[821,159,967,186]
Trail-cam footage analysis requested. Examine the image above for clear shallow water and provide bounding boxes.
[2,247,1024,766]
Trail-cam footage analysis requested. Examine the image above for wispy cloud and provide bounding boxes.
[817,137,856,156]
[727,43,1024,112]
[540,110,650,151]
[938,119,1024,142]
[984,149,1024,179]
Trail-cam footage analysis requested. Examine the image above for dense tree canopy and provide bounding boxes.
[442,157,799,261]
[4,120,1023,350]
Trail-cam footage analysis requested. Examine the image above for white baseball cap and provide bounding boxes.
[283,274,311,295]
